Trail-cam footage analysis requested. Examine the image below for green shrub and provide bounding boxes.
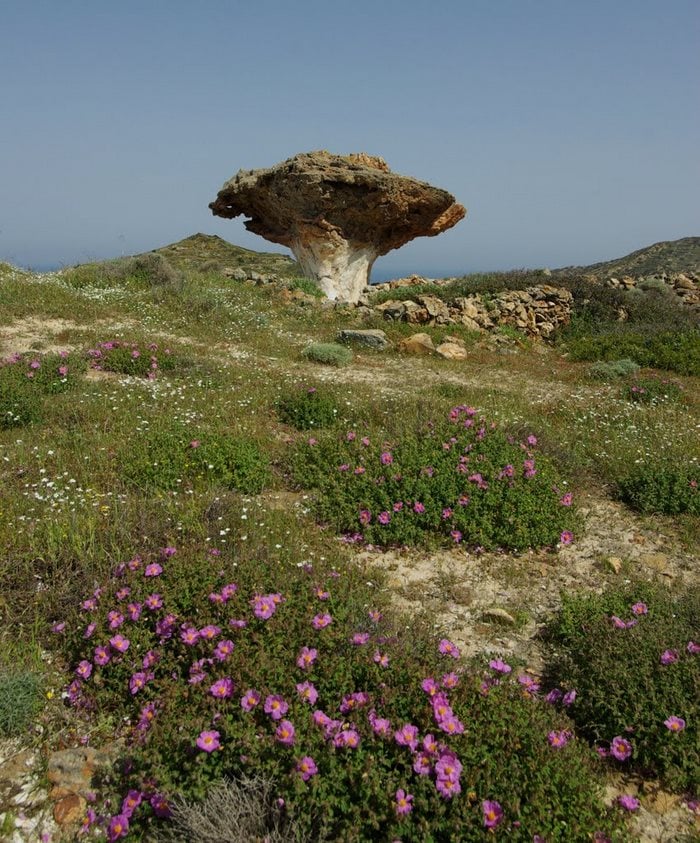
[119,427,270,493]
[621,376,683,404]
[58,545,620,841]
[543,581,700,792]
[289,277,324,298]
[617,462,699,515]
[301,343,352,367]
[588,359,640,380]
[0,670,42,736]
[566,329,700,375]
[291,407,579,551]
[87,340,182,378]
[0,351,84,428]
[277,386,340,430]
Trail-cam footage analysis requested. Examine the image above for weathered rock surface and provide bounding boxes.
[336,329,390,349]
[398,333,436,354]
[210,151,465,303]
[369,282,573,339]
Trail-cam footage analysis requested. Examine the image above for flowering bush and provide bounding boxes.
[0,350,84,428]
[276,385,340,430]
[621,376,683,404]
[544,581,700,792]
[617,461,699,515]
[86,340,182,379]
[291,407,579,550]
[57,544,620,841]
[119,426,270,493]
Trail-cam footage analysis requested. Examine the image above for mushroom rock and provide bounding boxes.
[209,151,466,303]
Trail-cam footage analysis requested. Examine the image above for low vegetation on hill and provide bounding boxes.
[0,240,698,841]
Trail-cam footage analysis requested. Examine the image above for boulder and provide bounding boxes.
[398,333,435,354]
[336,329,390,349]
[210,151,466,303]
[436,341,467,360]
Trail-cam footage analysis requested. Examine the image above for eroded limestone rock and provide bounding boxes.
[209,151,465,303]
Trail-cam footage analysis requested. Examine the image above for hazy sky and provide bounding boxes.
[2,0,698,278]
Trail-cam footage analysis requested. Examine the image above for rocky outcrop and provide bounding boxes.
[209,151,465,303]
[370,283,573,339]
[605,272,700,313]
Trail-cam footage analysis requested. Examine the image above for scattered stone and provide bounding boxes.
[398,333,435,354]
[210,150,465,303]
[336,329,390,349]
[481,607,517,626]
[53,793,86,826]
[606,556,623,574]
[436,341,467,360]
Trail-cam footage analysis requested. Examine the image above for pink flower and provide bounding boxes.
[438,638,460,659]
[441,672,459,689]
[482,800,504,828]
[312,613,332,630]
[413,752,432,776]
[251,594,277,620]
[127,602,142,621]
[209,677,233,699]
[180,626,200,645]
[107,814,129,841]
[264,695,288,720]
[351,632,370,645]
[297,646,318,670]
[296,756,318,781]
[660,649,679,665]
[413,501,425,514]
[664,716,686,732]
[275,719,296,745]
[199,624,221,640]
[240,689,261,711]
[435,752,462,782]
[144,593,163,610]
[631,602,648,615]
[196,730,221,752]
[110,634,130,653]
[436,776,462,799]
[438,715,465,735]
[559,492,573,506]
[394,789,413,815]
[559,530,574,545]
[221,583,238,600]
[489,658,511,674]
[618,795,640,811]
[688,641,700,655]
[295,681,318,705]
[144,563,162,577]
[380,451,393,465]
[76,660,92,679]
[394,723,419,751]
[359,509,372,525]
[377,511,391,525]
[334,729,360,748]
[548,730,571,749]
[611,615,627,629]
[129,672,149,695]
[610,736,632,761]
[214,640,234,661]
[161,546,177,557]
[373,651,389,668]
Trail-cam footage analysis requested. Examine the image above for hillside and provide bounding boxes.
[150,232,301,277]
[554,236,700,278]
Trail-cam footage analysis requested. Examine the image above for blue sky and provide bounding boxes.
[2,0,698,278]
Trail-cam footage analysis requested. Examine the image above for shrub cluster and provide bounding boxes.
[56,545,620,841]
[292,407,579,551]
[87,340,182,379]
[588,359,639,380]
[0,350,84,428]
[620,376,683,404]
[544,581,699,792]
[566,329,700,376]
[67,253,184,290]
[277,386,340,430]
[301,343,352,367]
[617,461,699,515]
[119,426,270,494]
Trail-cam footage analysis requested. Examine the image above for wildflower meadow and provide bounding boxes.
[0,255,697,841]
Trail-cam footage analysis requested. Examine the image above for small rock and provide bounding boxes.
[54,793,86,826]
[481,608,516,626]
[398,333,435,354]
[336,329,389,349]
[436,341,467,360]
[606,556,623,574]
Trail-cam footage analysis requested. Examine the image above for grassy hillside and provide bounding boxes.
[151,232,301,277]
[555,236,700,278]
